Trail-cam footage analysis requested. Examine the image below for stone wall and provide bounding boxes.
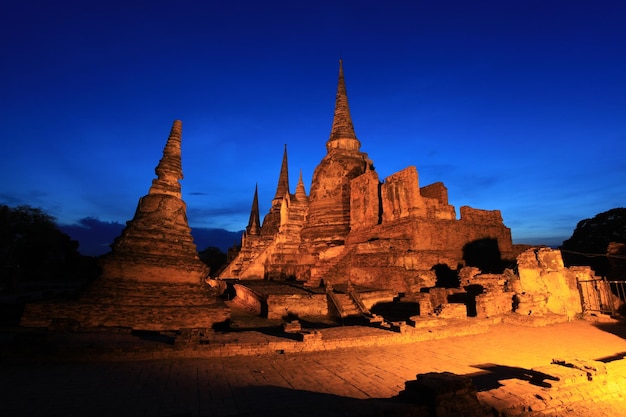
[21,280,230,331]
[516,248,584,318]
[266,293,328,319]
[475,292,515,318]
[233,284,264,315]
[459,206,504,224]
[380,166,423,222]
[357,290,396,310]
[350,169,381,230]
[419,181,448,204]
[343,214,514,291]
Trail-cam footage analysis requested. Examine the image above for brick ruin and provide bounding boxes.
[20,121,229,331]
[99,120,209,284]
[12,62,625,417]
[219,60,516,291]
[19,61,609,332]
[214,60,603,326]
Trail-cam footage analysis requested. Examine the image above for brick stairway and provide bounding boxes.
[333,292,362,318]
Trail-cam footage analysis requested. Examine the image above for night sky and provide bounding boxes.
[2,1,625,255]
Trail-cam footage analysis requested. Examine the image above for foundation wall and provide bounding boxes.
[21,302,230,331]
[266,293,328,319]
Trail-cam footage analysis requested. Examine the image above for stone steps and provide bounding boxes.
[307,249,348,287]
[333,293,362,317]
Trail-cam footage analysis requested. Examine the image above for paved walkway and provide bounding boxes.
[2,320,626,416]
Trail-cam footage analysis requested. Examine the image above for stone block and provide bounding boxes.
[299,330,322,342]
[531,364,589,387]
[398,372,494,417]
[283,320,302,333]
[436,303,467,319]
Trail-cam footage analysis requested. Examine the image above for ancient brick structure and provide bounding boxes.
[219,61,515,293]
[99,120,209,283]
[21,121,228,331]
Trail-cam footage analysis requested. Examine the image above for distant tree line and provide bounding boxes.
[198,246,228,276]
[0,205,100,291]
[0,204,230,291]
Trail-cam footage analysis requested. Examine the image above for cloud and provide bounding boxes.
[186,205,250,230]
[59,217,124,256]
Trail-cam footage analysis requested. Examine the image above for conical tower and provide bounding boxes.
[295,170,307,201]
[261,145,291,236]
[273,144,290,202]
[24,121,229,332]
[326,59,361,152]
[246,184,261,236]
[101,120,209,283]
[301,60,373,243]
[149,120,184,197]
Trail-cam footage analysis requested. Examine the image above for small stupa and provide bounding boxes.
[99,119,209,283]
[21,121,229,331]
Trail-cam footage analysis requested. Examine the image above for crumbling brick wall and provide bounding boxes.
[350,169,381,230]
[381,166,424,222]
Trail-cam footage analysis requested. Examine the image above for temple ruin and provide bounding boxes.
[11,62,625,417]
[219,60,516,292]
[19,61,616,332]
[212,61,610,327]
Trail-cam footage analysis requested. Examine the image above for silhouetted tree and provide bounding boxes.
[0,205,98,290]
[198,246,228,276]
[560,208,626,276]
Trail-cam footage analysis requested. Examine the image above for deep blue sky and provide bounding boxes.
[2,0,625,253]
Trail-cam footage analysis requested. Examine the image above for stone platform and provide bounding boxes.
[20,279,229,331]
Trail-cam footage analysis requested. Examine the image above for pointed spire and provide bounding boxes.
[149,120,184,198]
[246,183,261,235]
[327,59,360,152]
[295,170,307,201]
[273,144,290,200]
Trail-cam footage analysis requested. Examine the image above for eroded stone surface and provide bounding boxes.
[100,120,208,284]
[516,247,584,318]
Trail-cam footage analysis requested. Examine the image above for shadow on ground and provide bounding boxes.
[227,385,414,417]
[467,363,559,391]
[592,320,626,342]
[371,301,419,322]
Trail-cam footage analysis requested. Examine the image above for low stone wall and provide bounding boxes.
[20,280,230,331]
[233,284,263,315]
[21,302,230,332]
[516,248,584,319]
[29,319,494,362]
[266,293,328,319]
[476,291,514,318]
[397,357,626,417]
[357,290,396,310]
